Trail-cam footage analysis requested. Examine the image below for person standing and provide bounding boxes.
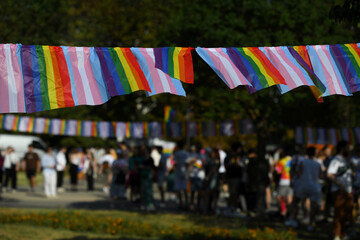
[99,149,115,194]
[275,150,293,218]
[188,145,205,212]
[56,147,67,192]
[327,141,354,240]
[69,148,81,191]
[224,142,243,215]
[156,146,168,207]
[41,147,57,198]
[173,140,189,210]
[3,147,20,192]
[84,148,95,191]
[286,147,322,231]
[110,151,128,202]
[22,144,40,192]
[140,146,155,211]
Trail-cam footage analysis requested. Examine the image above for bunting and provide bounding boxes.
[1,43,360,115]
[295,126,360,146]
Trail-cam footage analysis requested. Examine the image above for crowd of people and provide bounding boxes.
[0,140,359,239]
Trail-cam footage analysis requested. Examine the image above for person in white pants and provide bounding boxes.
[41,147,57,198]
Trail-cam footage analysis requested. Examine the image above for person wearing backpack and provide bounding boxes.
[327,141,354,240]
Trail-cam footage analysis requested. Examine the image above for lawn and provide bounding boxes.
[0,207,300,240]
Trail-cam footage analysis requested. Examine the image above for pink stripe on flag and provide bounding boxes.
[216,48,250,87]
[274,47,309,86]
[206,49,235,89]
[266,47,298,89]
[11,44,25,112]
[162,70,178,94]
[141,49,165,93]
[314,46,337,95]
[68,47,87,105]
[83,47,103,105]
[0,45,10,113]
[277,48,309,86]
[320,45,346,95]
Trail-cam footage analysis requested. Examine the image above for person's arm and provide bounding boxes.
[37,159,41,173]
[21,157,26,171]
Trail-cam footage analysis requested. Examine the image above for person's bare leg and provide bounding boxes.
[265,187,272,209]
[310,201,319,226]
[30,176,35,188]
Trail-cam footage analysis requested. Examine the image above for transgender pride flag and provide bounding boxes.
[0,44,26,113]
[131,48,186,97]
[307,45,352,96]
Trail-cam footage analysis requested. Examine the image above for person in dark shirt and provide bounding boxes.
[224,142,243,214]
[22,144,40,192]
[140,146,155,211]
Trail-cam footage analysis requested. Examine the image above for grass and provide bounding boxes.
[0,224,128,240]
[0,207,299,240]
[17,171,44,187]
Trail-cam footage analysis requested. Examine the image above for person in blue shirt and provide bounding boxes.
[41,147,57,198]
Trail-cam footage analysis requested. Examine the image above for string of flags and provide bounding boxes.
[0,114,255,139]
[1,43,360,114]
[295,127,360,146]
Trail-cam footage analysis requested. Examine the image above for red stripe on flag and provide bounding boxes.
[54,46,75,107]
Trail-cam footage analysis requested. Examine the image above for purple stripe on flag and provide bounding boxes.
[154,48,163,71]
[94,47,118,97]
[288,47,325,92]
[226,48,252,85]
[21,45,36,113]
[330,45,358,92]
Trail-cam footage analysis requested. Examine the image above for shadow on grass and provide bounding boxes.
[181,212,343,240]
[55,237,140,240]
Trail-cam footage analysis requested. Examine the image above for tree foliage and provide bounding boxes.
[0,0,359,146]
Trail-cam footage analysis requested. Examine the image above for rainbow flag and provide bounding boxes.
[21,46,109,113]
[60,120,66,135]
[164,106,176,122]
[196,47,251,89]
[91,121,98,137]
[21,46,75,112]
[227,47,286,93]
[154,47,194,84]
[44,118,51,134]
[0,44,25,113]
[143,122,149,138]
[94,47,151,96]
[125,122,131,138]
[329,44,360,93]
[76,120,82,136]
[11,115,20,131]
[27,117,35,132]
[307,45,352,97]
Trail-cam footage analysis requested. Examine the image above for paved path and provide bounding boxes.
[0,177,182,212]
